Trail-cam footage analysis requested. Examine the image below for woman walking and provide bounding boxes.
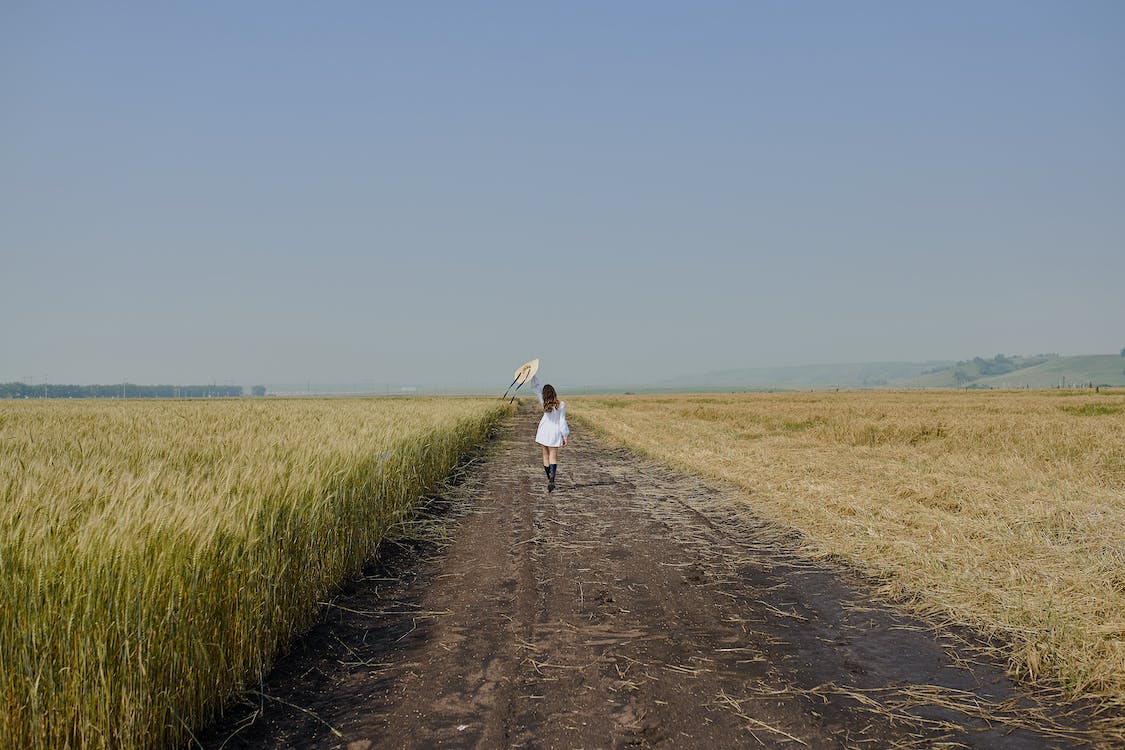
[530,374,569,492]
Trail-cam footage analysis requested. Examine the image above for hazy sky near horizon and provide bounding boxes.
[3,2,1122,387]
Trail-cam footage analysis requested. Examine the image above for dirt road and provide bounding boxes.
[200,407,1093,749]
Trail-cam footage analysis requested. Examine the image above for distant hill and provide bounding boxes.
[664,361,956,389]
[668,354,1125,389]
[898,354,1125,389]
[897,354,1054,388]
[970,355,1125,388]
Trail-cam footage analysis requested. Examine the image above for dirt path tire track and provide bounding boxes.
[199,406,1094,749]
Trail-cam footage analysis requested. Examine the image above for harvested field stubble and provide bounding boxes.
[574,390,1125,741]
[0,397,509,749]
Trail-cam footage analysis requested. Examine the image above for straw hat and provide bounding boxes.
[514,358,540,385]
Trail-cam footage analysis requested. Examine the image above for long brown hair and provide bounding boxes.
[541,384,561,413]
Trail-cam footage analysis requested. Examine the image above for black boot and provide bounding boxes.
[548,464,557,492]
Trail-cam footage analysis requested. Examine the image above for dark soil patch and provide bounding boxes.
[197,406,1098,749]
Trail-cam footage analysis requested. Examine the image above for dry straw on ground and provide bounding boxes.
[0,397,509,749]
[574,389,1125,742]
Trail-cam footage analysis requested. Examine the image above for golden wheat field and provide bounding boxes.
[574,389,1125,738]
[0,397,509,750]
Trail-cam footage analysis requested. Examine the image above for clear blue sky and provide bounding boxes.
[2,2,1122,387]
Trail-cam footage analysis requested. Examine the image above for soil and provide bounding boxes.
[198,405,1097,749]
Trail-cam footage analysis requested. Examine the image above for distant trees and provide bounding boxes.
[251,385,267,397]
[973,354,1018,377]
[0,383,245,399]
[952,354,1016,385]
[1120,347,1124,356]
[949,353,1060,387]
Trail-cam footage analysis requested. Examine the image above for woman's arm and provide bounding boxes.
[530,374,543,405]
[560,402,570,444]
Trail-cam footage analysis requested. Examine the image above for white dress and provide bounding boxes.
[530,375,569,447]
